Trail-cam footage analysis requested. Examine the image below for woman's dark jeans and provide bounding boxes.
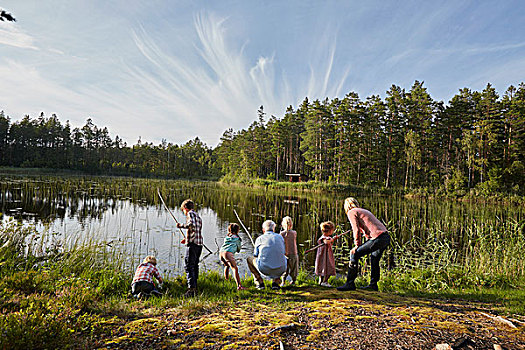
[350,232,391,285]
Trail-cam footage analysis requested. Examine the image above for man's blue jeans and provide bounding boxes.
[185,242,203,289]
[351,232,391,285]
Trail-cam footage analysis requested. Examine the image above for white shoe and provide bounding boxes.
[320,282,332,287]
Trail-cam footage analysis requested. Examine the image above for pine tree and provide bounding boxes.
[385,85,407,188]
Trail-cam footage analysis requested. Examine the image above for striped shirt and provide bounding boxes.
[132,262,163,284]
[180,210,203,245]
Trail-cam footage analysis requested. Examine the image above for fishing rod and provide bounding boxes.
[157,189,213,254]
[304,229,352,255]
[233,208,256,246]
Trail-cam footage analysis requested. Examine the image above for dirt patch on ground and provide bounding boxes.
[100,288,525,350]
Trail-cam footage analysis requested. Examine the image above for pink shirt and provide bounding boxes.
[347,208,387,247]
[280,230,298,256]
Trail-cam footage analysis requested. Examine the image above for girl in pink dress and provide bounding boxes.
[315,221,336,287]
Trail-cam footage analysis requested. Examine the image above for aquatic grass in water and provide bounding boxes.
[1,174,524,283]
[386,218,525,280]
[375,217,525,314]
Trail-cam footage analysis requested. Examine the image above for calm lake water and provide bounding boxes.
[1,175,523,278]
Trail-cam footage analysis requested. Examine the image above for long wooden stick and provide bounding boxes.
[157,189,213,254]
[157,188,187,240]
[304,229,351,254]
[233,208,255,246]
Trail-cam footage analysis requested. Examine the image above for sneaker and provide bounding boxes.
[137,291,152,299]
[320,282,332,287]
[271,282,280,290]
[237,286,246,290]
[255,284,265,290]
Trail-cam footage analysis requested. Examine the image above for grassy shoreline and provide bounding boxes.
[1,256,524,349]
[219,176,525,204]
[1,217,524,348]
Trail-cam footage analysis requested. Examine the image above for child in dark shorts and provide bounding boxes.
[131,255,163,298]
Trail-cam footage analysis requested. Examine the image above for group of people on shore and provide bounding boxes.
[130,196,390,298]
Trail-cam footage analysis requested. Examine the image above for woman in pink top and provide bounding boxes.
[337,197,390,292]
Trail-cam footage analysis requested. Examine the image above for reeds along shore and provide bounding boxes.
[1,208,524,290]
[1,175,523,283]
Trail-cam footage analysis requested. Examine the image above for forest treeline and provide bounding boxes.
[1,81,524,195]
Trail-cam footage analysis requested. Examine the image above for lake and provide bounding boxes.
[1,175,523,278]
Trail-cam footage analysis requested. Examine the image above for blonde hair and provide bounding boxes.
[281,216,293,231]
[344,197,360,213]
[320,221,335,233]
[180,199,194,210]
[143,255,157,265]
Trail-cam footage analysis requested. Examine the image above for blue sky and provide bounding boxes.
[1,1,524,146]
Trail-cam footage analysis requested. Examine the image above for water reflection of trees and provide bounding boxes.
[1,178,116,224]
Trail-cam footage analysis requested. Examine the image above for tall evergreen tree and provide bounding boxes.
[405,81,435,185]
[385,85,407,187]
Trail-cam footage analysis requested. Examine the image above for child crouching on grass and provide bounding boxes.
[131,255,163,298]
[219,223,245,290]
[315,221,336,287]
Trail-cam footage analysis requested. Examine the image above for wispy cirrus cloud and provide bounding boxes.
[129,11,283,123]
[0,22,37,50]
[306,28,350,99]
[125,11,350,143]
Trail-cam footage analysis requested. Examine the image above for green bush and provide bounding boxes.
[0,290,111,349]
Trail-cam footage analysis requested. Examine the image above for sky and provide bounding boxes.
[1,1,524,147]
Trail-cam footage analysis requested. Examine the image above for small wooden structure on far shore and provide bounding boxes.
[285,173,308,182]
